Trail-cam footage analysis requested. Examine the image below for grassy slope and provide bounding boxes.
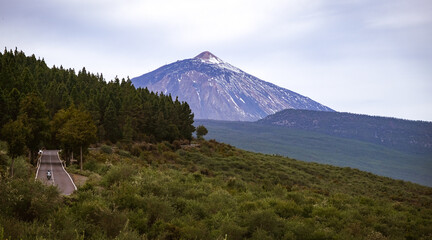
[195,120,432,187]
[1,141,432,239]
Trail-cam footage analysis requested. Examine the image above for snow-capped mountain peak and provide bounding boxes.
[195,51,223,64]
[131,51,334,121]
[194,51,242,73]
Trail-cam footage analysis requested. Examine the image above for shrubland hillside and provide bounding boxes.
[1,140,431,239]
[195,119,432,187]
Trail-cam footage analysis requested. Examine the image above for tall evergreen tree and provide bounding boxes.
[178,102,195,140]
[0,89,8,127]
[1,116,29,177]
[17,67,35,94]
[122,116,134,143]
[7,88,21,121]
[155,112,168,141]
[19,93,50,165]
[103,100,121,143]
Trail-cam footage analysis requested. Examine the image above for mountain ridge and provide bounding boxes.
[195,117,432,187]
[258,109,432,154]
[131,51,334,121]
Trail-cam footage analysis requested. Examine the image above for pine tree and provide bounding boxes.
[178,102,195,140]
[0,89,8,127]
[122,116,134,143]
[155,111,168,141]
[19,93,50,165]
[7,88,21,121]
[103,100,121,143]
[196,125,208,139]
[1,116,29,177]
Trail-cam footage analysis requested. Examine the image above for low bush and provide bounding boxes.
[100,145,112,154]
[103,164,138,187]
[117,150,132,158]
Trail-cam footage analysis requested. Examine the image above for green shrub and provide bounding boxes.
[0,178,61,222]
[226,177,247,192]
[274,200,303,219]
[112,181,142,210]
[83,159,99,172]
[103,164,138,187]
[130,144,143,157]
[8,156,31,179]
[118,150,132,158]
[162,151,178,162]
[100,145,112,154]
[244,210,286,238]
[157,142,172,153]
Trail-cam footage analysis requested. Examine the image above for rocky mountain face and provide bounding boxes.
[131,51,334,121]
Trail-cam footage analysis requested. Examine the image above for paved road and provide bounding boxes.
[36,150,77,195]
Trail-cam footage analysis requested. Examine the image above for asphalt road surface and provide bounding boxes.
[36,150,77,195]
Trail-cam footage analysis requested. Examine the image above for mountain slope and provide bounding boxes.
[195,119,432,187]
[258,109,432,154]
[131,51,333,121]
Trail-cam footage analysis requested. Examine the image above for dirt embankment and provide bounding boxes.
[70,173,88,187]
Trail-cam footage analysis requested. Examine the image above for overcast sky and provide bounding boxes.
[1,0,431,121]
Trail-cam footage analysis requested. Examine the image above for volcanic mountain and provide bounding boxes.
[131,51,334,121]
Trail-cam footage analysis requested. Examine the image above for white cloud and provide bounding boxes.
[365,1,432,29]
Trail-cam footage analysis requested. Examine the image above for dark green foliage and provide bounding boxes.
[100,144,113,154]
[0,49,196,148]
[1,117,29,159]
[1,92,50,165]
[196,125,208,139]
[0,154,61,226]
[7,88,21,121]
[0,90,7,127]
[1,118,29,177]
[103,100,121,143]
[57,107,97,169]
[19,93,50,164]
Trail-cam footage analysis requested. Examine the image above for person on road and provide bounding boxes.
[47,170,52,180]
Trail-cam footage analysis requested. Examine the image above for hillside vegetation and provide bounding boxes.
[258,109,432,154]
[1,140,432,239]
[195,120,432,187]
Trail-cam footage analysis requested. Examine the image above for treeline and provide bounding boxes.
[0,48,195,164]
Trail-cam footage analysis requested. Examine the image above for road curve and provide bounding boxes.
[36,150,77,195]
